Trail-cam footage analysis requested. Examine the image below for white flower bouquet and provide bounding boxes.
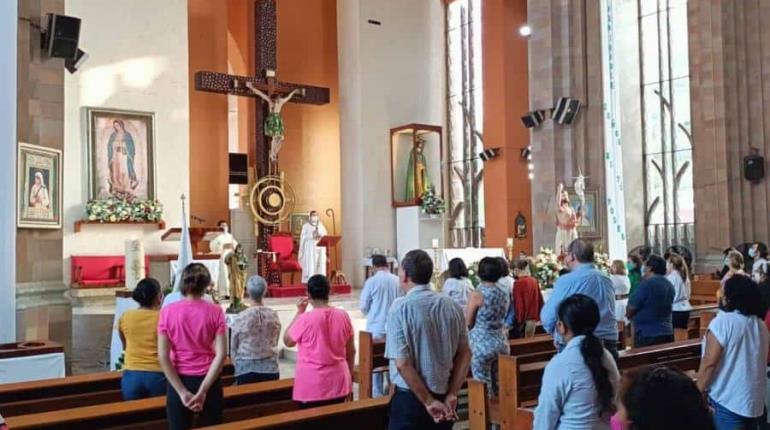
[86,197,163,223]
[531,247,564,289]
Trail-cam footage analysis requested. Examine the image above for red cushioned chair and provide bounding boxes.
[268,233,302,286]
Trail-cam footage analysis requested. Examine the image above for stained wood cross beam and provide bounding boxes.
[194,71,329,105]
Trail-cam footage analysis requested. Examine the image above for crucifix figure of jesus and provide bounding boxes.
[245,80,303,162]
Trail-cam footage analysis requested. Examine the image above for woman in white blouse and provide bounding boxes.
[442,258,474,310]
[665,254,692,330]
[609,260,631,297]
[534,294,619,430]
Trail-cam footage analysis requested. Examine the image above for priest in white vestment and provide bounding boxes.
[298,210,327,283]
[209,220,238,298]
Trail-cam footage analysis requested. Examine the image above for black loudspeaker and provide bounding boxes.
[43,14,81,59]
[744,154,765,182]
[521,110,546,128]
[229,153,249,184]
[479,147,501,162]
[552,97,581,125]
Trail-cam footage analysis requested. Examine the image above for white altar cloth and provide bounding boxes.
[169,259,220,290]
[424,248,506,272]
[0,352,65,384]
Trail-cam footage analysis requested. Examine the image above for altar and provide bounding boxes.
[426,247,506,272]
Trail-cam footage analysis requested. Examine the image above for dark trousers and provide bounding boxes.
[166,375,223,430]
[672,311,691,329]
[235,372,279,385]
[121,370,166,400]
[297,395,347,409]
[388,387,454,430]
[634,333,674,348]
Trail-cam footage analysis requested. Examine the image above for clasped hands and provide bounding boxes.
[424,393,459,423]
[179,389,207,412]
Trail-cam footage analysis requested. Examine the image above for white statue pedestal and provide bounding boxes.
[395,206,443,261]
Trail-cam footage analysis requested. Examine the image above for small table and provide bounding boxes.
[361,257,399,280]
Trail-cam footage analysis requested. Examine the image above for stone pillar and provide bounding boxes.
[528,0,607,251]
[0,0,17,343]
[689,0,770,270]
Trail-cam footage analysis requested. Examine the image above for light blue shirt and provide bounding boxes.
[385,285,468,394]
[359,270,401,336]
[533,335,619,430]
[540,264,617,344]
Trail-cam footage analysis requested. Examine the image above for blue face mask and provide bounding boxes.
[641,265,646,277]
[749,248,757,258]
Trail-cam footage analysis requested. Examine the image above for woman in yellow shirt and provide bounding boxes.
[119,278,166,400]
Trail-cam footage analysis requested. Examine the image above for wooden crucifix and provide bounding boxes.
[194,0,330,247]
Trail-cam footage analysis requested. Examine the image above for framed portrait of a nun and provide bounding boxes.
[17,142,62,229]
[86,108,156,200]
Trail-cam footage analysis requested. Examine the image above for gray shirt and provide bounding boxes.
[385,284,468,394]
[360,270,402,336]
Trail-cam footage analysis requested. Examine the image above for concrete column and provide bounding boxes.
[0,0,18,343]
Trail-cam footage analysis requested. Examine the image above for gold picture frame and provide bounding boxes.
[17,142,62,229]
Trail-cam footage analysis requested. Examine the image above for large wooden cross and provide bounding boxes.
[194,0,330,247]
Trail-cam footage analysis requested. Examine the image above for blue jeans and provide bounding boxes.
[711,398,762,430]
[121,370,167,400]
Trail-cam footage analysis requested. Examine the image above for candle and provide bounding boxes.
[506,237,514,248]
[432,238,440,249]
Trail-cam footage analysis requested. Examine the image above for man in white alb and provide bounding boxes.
[298,210,327,283]
[210,220,238,298]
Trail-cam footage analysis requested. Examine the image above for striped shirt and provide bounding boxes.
[385,284,468,394]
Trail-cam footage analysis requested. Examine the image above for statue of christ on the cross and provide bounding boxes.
[246,81,304,162]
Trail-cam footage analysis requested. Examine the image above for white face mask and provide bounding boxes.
[749,248,757,258]
[310,216,319,224]
[220,224,229,234]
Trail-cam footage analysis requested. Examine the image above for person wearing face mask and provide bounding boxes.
[626,255,674,347]
[210,220,238,298]
[299,210,328,283]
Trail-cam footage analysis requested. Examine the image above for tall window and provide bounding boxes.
[446,0,484,247]
[639,0,694,254]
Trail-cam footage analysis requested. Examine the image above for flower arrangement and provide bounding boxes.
[420,186,446,216]
[593,251,611,276]
[531,247,564,289]
[86,197,163,223]
[467,261,480,287]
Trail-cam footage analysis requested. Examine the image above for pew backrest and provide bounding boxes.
[358,331,388,400]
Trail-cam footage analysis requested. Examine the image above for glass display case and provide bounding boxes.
[390,124,443,207]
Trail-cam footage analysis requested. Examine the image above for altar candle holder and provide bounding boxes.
[432,239,441,290]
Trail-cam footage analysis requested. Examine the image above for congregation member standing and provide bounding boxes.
[753,249,769,283]
[721,250,748,288]
[229,275,281,385]
[284,275,355,408]
[118,278,166,400]
[665,254,692,330]
[441,258,474,310]
[540,239,619,358]
[626,255,674,347]
[158,264,227,430]
[697,275,769,430]
[386,250,471,430]
[609,260,631,297]
[612,366,715,430]
[359,254,400,396]
[466,257,510,397]
[534,294,619,430]
[510,259,544,338]
[626,254,643,296]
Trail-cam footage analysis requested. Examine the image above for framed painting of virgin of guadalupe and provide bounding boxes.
[86,108,156,200]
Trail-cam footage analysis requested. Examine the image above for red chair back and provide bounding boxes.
[269,234,295,261]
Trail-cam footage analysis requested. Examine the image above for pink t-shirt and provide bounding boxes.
[288,307,353,402]
[158,299,226,376]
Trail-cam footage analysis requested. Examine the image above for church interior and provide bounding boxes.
[2,0,770,429]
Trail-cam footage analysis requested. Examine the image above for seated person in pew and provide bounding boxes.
[534,294,620,430]
[665,254,692,330]
[612,366,714,430]
[284,274,355,409]
[697,275,769,430]
[360,254,401,397]
[541,239,619,359]
[118,278,167,400]
[386,249,471,430]
[626,255,674,348]
[466,257,510,398]
[230,275,281,385]
[158,263,228,430]
[441,258,474,311]
[509,258,545,339]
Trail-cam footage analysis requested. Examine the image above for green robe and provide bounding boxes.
[405,150,430,200]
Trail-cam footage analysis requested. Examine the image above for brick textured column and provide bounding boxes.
[689,0,770,269]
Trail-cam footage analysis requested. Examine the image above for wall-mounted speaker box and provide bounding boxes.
[744,154,765,182]
[43,14,81,59]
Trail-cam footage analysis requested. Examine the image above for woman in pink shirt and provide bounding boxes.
[283,274,355,408]
[158,263,227,430]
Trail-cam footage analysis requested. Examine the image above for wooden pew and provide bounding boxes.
[5,378,295,430]
[357,331,388,400]
[674,303,718,341]
[0,362,235,417]
[469,338,702,430]
[200,397,391,430]
[690,279,720,304]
